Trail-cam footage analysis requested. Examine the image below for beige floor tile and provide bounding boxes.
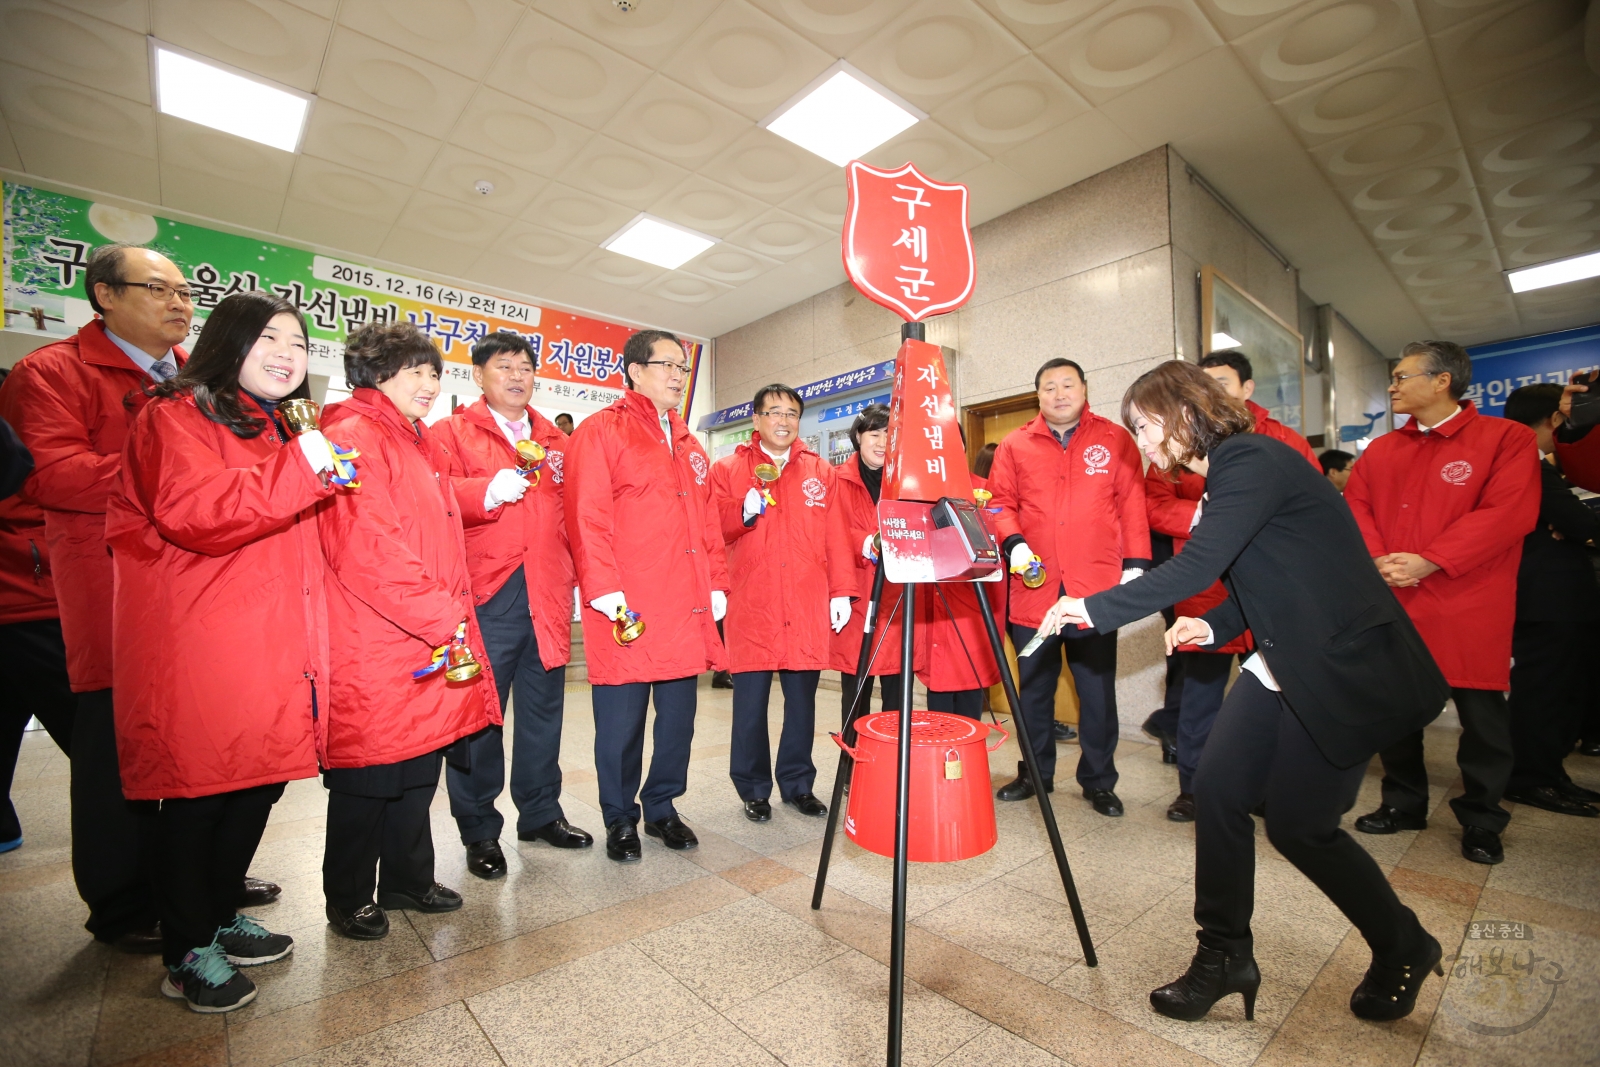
[1001,849,1187,925]
[401,867,590,960]
[915,879,1120,984]
[228,914,437,1021]
[88,950,225,1067]
[934,1024,1072,1067]
[613,1015,782,1066]
[0,880,106,1067]
[276,1002,501,1067]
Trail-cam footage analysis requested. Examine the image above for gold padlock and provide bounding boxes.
[944,748,962,780]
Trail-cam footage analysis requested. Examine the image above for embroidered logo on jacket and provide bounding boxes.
[1440,459,1473,485]
[802,477,827,506]
[1083,443,1112,476]
[689,451,709,486]
[547,450,564,485]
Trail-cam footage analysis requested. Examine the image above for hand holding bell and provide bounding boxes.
[1011,553,1047,589]
[613,605,645,645]
[413,622,483,681]
[752,462,780,507]
[514,439,546,486]
[280,398,359,488]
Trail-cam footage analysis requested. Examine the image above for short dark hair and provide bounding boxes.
[1034,358,1085,391]
[622,329,683,390]
[472,331,537,368]
[752,383,803,417]
[1199,350,1253,384]
[344,321,443,389]
[973,441,997,478]
[1121,360,1254,477]
[84,243,138,315]
[1318,449,1355,476]
[849,403,889,451]
[1401,339,1472,400]
[1505,383,1564,426]
[555,412,573,424]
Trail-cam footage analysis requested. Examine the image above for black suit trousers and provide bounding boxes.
[591,676,697,827]
[323,751,443,911]
[730,670,820,801]
[156,782,284,965]
[1378,687,1512,832]
[1008,622,1119,790]
[1,619,75,843]
[72,689,160,940]
[1509,619,1600,790]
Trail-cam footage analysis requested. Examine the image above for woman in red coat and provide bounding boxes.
[317,322,497,941]
[106,291,335,1012]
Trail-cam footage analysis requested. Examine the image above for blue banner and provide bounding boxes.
[697,359,896,430]
[1467,324,1600,416]
[819,392,892,423]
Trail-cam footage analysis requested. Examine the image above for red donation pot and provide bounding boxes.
[834,711,1008,862]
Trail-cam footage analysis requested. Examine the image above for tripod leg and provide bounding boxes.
[975,590,1098,967]
[887,584,915,1067]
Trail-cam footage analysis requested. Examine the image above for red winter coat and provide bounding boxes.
[828,455,918,676]
[1554,426,1600,493]
[915,476,1001,692]
[1345,402,1540,690]
[988,409,1151,627]
[565,389,728,686]
[0,496,56,625]
[0,321,185,690]
[711,435,853,673]
[105,394,332,799]
[432,401,576,668]
[318,389,498,769]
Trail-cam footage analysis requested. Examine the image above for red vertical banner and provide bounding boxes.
[883,338,973,503]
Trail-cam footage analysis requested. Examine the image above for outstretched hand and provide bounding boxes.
[1037,596,1090,637]
[1164,616,1211,654]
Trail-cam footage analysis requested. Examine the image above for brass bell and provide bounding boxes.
[613,607,646,645]
[972,488,992,506]
[279,398,322,436]
[1019,556,1048,590]
[514,439,546,473]
[444,640,483,682]
[753,462,780,484]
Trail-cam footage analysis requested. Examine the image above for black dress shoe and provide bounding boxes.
[1084,787,1123,817]
[1349,933,1443,1021]
[606,821,642,862]
[237,876,281,908]
[744,798,772,822]
[996,761,1051,801]
[466,839,507,879]
[711,670,734,689]
[1504,784,1598,817]
[1166,793,1195,822]
[1150,945,1260,1021]
[518,818,594,849]
[326,903,389,941]
[643,814,699,850]
[1461,825,1504,864]
[103,924,163,954]
[1052,722,1078,743]
[1579,738,1600,757]
[1141,713,1177,764]
[1555,778,1600,803]
[785,793,828,817]
[378,883,464,913]
[1354,804,1427,834]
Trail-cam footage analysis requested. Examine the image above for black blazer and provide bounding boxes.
[1516,459,1600,623]
[1084,433,1449,769]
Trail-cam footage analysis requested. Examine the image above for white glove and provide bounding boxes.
[1189,499,1204,532]
[1120,568,1144,585]
[830,596,850,632]
[590,591,628,620]
[296,429,336,475]
[711,590,727,621]
[742,487,765,524]
[1009,542,1035,570]
[485,468,529,509]
[862,535,876,562]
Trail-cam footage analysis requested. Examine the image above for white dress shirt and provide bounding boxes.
[105,328,177,380]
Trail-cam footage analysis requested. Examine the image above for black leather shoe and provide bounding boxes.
[1052,722,1077,743]
[1461,825,1504,865]
[1150,946,1260,1021]
[606,821,642,863]
[644,814,699,850]
[237,876,281,908]
[104,924,163,954]
[1354,804,1427,834]
[744,798,772,822]
[326,903,389,941]
[1142,713,1177,764]
[1555,778,1600,803]
[1579,738,1600,757]
[378,883,464,913]
[1505,785,1598,817]
[1084,787,1124,817]
[785,793,828,817]
[1166,793,1195,822]
[711,671,734,689]
[466,839,507,879]
[518,818,594,849]
[1350,933,1443,1021]
[996,761,1051,801]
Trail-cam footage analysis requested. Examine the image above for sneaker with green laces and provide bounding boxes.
[216,913,293,966]
[160,941,257,1013]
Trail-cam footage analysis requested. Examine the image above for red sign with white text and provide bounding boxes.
[842,161,975,322]
[883,338,973,503]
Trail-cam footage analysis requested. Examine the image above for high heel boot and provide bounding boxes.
[1150,945,1261,1021]
[1349,932,1443,1021]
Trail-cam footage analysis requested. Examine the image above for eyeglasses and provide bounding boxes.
[644,360,692,378]
[1390,371,1438,386]
[111,279,195,304]
[755,410,801,422]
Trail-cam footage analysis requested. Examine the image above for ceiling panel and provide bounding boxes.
[50,0,149,33]
[1427,0,1587,94]
[1451,50,1600,145]
[535,0,722,64]
[860,120,990,179]
[487,9,653,129]
[298,99,441,186]
[481,218,594,270]
[600,75,753,170]
[724,206,833,260]
[665,0,836,122]
[642,271,735,305]
[0,1,150,104]
[1037,0,1222,107]
[678,243,783,285]
[557,134,691,211]
[971,0,1113,47]
[650,174,772,237]
[316,28,478,138]
[336,0,526,72]
[1273,40,1445,148]
[572,246,668,290]
[1231,0,1424,103]
[933,55,1092,154]
[850,0,1029,111]
[448,89,593,180]
[521,181,638,239]
[747,0,916,53]
[420,147,549,218]
[151,0,332,93]
[702,126,836,204]
[0,109,21,171]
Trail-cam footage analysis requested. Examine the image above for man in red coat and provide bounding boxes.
[711,384,853,823]
[432,334,591,880]
[1198,351,1320,466]
[566,331,730,863]
[989,359,1151,816]
[1345,340,1541,865]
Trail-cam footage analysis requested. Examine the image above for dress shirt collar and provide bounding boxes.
[104,328,176,379]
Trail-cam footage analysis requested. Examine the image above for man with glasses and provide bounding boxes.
[1345,340,1540,865]
[565,330,729,862]
[710,384,851,823]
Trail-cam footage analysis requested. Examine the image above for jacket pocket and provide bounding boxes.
[1325,602,1389,651]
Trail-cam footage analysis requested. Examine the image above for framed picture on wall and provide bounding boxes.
[1201,265,1305,433]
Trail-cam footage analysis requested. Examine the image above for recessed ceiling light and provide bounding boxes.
[1211,331,1242,349]
[149,37,313,152]
[1506,250,1600,293]
[761,61,925,167]
[602,214,716,270]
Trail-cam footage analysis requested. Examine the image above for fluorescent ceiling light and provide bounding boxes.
[150,37,312,152]
[762,61,925,167]
[1506,250,1600,293]
[1211,331,1242,349]
[602,214,716,270]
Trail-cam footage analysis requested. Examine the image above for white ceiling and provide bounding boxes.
[0,0,1596,352]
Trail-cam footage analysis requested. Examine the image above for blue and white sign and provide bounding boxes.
[819,392,892,423]
[697,359,895,430]
[1467,324,1600,416]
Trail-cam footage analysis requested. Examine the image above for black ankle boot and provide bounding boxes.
[1150,946,1260,1021]
[1349,934,1443,1021]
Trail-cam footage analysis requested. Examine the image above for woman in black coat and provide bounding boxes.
[1040,360,1450,1024]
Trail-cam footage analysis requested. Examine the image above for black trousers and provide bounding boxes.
[1195,673,1423,962]
[1378,687,1512,832]
[591,676,696,826]
[446,569,569,843]
[157,782,284,965]
[1509,620,1598,790]
[1175,652,1233,795]
[1,619,76,843]
[839,671,904,725]
[72,689,160,940]
[1146,603,1182,740]
[1008,622,1120,789]
[928,689,984,719]
[730,670,819,802]
[323,751,442,911]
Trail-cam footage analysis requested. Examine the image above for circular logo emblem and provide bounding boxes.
[689,451,709,486]
[546,449,564,486]
[1441,459,1473,485]
[1083,443,1112,475]
[802,477,826,507]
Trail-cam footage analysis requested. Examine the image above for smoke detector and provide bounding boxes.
[473,180,495,196]
[613,0,637,11]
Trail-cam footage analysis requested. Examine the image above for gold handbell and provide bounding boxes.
[613,607,646,645]
[514,439,546,473]
[753,462,780,484]
[444,639,483,682]
[1020,557,1048,590]
[279,398,321,436]
[972,488,992,506]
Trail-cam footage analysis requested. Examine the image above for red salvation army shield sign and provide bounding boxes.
[842,161,974,323]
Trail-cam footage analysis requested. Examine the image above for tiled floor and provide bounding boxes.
[4,680,1598,1067]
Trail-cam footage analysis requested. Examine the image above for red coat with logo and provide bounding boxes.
[565,389,728,686]
[432,401,576,669]
[1344,401,1540,690]
[317,389,498,769]
[711,435,853,673]
[915,476,1001,692]
[105,394,332,799]
[0,321,185,690]
[828,455,919,677]
[0,496,55,625]
[988,408,1151,627]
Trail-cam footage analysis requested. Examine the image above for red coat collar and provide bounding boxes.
[76,319,189,372]
[1021,405,1105,441]
[735,431,811,465]
[338,387,428,442]
[1397,400,1476,439]
[617,388,691,445]
[461,399,564,446]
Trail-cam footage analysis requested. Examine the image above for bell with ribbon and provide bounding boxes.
[751,462,780,508]
[612,605,645,645]
[1012,553,1047,589]
[413,622,483,682]
[279,398,360,488]
[514,439,547,486]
